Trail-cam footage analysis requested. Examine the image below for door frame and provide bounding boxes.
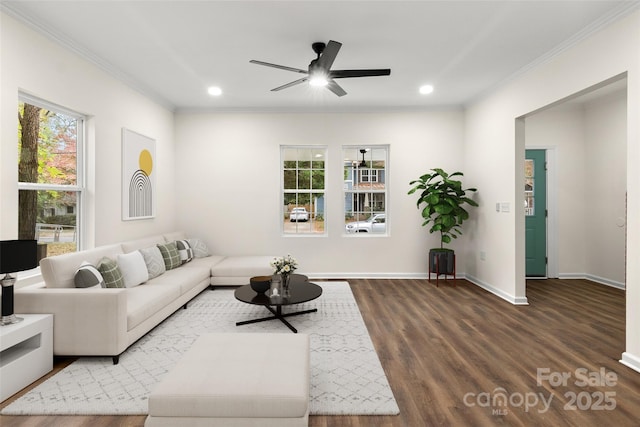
[525,146,558,278]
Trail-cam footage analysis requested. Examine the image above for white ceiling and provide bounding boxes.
[2,1,638,112]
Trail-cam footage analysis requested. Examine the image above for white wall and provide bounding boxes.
[174,110,468,277]
[584,91,627,285]
[0,13,176,247]
[464,11,640,369]
[525,90,627,286]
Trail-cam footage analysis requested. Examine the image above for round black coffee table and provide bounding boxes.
[234,274,322,333]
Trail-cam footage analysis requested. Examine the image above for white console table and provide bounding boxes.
[0,314,53,402]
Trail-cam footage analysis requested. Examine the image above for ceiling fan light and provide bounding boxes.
[309,75,328,87]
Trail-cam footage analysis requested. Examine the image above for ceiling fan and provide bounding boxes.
[250,40,391,97]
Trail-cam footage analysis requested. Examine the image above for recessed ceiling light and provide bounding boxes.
[419,85,434,95]
[207,86,222,96]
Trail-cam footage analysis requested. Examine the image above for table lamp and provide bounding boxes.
[0,239,38,326]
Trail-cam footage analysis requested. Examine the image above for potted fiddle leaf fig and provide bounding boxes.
[408,168,478,276]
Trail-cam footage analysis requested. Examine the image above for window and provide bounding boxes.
[524,158,534,216]
[282,146,326,235]
[361,169,378,183]
[18,95,84,257]
[343,146,388,235]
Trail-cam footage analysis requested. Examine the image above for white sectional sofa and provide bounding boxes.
[14,231,275,364]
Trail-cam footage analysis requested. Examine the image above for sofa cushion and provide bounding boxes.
[175,240,194,264]
[126,282,181,330]
[151,262,211,294]
[157,242,181,270]
[210,256,274,278]
[187,238,210,258]
[40,244,123,288]
[73,262,105,289]
[117,251,149,288]
[97,257,125,288]
[139,246,166,279]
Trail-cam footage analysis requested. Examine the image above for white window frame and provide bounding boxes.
[17,93,86,252]
[280,145,327,236]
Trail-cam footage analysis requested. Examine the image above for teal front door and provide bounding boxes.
[525,150,547,277]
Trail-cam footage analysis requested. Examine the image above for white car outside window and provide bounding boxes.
[345,214,386,233]
[289,207,309,222]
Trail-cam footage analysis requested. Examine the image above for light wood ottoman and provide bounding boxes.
[145,333,310,427]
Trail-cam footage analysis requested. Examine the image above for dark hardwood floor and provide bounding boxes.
[2,278,639,426]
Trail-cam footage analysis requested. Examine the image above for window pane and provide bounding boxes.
[19,102,78,186]
[282,146,326,235]
[297,170,311,189]
[525,159,534,216]
[284,170,297,189]
[19,189,78,256]
[311,170,325,190]
[343,146,388,235]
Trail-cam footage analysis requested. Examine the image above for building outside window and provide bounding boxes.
[18,95,84,257]
[282,146,326,235]
[343,146,388,235]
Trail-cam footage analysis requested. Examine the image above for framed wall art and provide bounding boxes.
[122,128,155,220]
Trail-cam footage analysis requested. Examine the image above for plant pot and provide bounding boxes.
[429,249,455,276]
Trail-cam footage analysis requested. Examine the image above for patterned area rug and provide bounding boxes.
[2,282,399,416]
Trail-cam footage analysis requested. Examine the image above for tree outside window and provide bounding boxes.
[18,96,83,257]
[282,146,326,235]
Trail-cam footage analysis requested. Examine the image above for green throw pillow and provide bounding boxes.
[157,242,181,270]
[97,257,125,288]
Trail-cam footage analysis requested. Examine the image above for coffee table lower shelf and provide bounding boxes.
[236,305,318,333]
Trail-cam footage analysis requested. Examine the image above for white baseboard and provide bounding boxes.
[307,272,465,280]
[620,352,640,374]
[464,274,529,305]
[311,272,529,305]
[557,273,625,290]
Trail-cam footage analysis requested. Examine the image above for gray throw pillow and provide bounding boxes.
[97,257,125,288]
[74,262,105,289]
[187,238,210,258]
[139,246,166,279]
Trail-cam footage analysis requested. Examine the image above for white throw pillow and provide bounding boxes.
[117,251,149,288]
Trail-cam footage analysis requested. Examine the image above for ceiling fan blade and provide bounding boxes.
[271,77,309,92]
[317,40,342,70]
[250,60,308,74]
[330,69,391,79]
[326,80,347,97]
